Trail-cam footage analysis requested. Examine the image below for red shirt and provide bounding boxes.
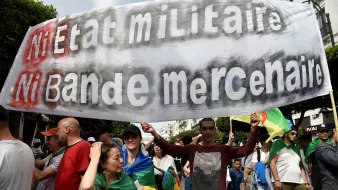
[156,128,258,190]
[54,140,91,190]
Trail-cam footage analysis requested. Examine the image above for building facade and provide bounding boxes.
[293,0,337,47]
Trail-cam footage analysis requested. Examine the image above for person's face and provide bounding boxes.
[333,129,338,142]
[123,133,141,151]
[199,121,216,143]
[99,133,110,143]
[174,142,182,146]
[318,129,329,141]
[101,147,123,174]
[57,122,68,146]
[286,130,297,142]
[46,136,60,152]
[234,161,241,170]
[154,144,163,155]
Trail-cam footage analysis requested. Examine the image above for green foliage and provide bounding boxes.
[169,129,199,143]
[216,117,249,144]
[215,129,225,144]
[216,117,230,133]
[0,0,57,88]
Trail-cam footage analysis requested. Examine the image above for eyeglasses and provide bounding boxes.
[291,132,297,136]
[201,127,215,131]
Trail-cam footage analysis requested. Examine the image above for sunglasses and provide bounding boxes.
[291,132,297,136]
[201,126,215,131]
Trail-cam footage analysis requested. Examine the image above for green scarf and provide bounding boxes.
[95,172,137,190]
[267,138,301,168]
[305,137,333,164]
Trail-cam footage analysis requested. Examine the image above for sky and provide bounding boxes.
[40,0,170,136]
[41,0,149,17]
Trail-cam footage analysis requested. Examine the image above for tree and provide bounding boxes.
[169,129,199,144]
[280,45,338,128]
[0,0,57,88]
[216,117,249,144]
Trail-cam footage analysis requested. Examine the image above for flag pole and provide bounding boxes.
[329,91,338,132]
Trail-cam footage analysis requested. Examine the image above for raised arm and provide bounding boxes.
[141,122,190,159]
[229,113,259,159]
[145,138,154,152]
[79,143,101,190]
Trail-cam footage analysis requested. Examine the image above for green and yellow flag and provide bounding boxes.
[231,108,291,142]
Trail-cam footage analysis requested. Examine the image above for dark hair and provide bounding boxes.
[99,126,112,135]
[151,143,167,157]
[234,158,241,163]
[199,118,215,129]
[0,106,8,123]
[98,143,118,173]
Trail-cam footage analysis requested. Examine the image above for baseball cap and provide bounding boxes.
[41,128,58,136]
[87,137,96,142]
[122,126,142,137]
[318,124,331,131]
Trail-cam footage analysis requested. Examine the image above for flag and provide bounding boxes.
[122,150,157,189]
[231,108,291,142]
[305,137,333,164]
[95,172,137,190]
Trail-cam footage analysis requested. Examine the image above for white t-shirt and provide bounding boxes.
[153,155,177,175]
[251,150,268,164]
[271,148,305,184]
[0,140,35,190]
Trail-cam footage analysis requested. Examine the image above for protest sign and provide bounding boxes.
[0,0,332,122]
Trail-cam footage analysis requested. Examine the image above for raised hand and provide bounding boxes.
[250,113,260,128]
[90,142,102,160]
[140,122,155,133]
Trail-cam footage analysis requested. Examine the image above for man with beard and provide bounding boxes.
[315,128,338,190]
[305,124,333,190]
[269,126,311,190]
[54,117,91,190]
[34,128,65,190]
[141,114,260,190]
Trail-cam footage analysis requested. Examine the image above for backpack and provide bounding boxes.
[154,166,180,190]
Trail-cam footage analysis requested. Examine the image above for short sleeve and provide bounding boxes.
[50,154,63,171]
[77,146,90,175]
[251,151,258,163]
[42,155,49,163]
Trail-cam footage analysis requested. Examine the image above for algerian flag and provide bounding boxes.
[231,108,291,142]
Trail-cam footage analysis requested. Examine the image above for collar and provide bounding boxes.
[52,147,65,157]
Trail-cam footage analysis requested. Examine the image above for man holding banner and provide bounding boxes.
[141,113,260,190]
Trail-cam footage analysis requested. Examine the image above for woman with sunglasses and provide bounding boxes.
[151,143,177,190]
[121,126,157,190]
[80,143,138,190]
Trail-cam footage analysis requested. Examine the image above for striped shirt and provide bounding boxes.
[37,149,64,190]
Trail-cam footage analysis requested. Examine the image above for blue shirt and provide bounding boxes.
[230,168,244,190]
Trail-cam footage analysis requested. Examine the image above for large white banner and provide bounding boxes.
[0,0,332,122]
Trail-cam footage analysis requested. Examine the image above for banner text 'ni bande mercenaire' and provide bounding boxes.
[0,0,332,122]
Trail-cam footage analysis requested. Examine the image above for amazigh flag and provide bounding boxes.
[305,137,333,164]
[122,149,157,190]
[231,108,291,142]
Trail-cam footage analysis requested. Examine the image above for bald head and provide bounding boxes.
[61,117,80,130]
[57,117,81,146]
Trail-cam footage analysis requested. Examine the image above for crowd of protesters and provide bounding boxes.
[1,104,338,190]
